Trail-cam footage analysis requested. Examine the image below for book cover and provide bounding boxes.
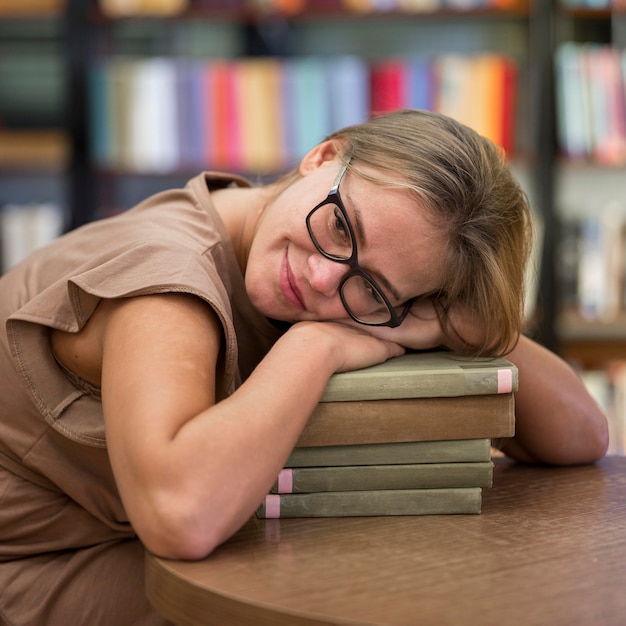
[206,60,228,170]
[236,58,284,172]
[500,56,518,156]
[128,57,179,173]
[555,43,594,161]
[298,393,514,447]
[285,57,331,164]
[434,54,473,132]
[319,351,518,403]
[257,488,482,518]
[286,438,492,467]
[408,56,435,112]
[370,58,408,115]
[326,55,370,134]
[87,61,110,169]
[590,46,626,166]
[271,462,494,494]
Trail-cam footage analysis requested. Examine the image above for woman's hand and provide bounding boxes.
[336,298,445,352]
[289,319,406,374]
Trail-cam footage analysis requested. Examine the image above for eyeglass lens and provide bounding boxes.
[307,202,394,324]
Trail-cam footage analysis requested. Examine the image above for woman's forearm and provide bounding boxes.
[501,335,609,465]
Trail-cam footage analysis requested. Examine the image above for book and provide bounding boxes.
[236,58,285,172]
[408,56,435,112]
[286,438,492,467]
[285,57,331,164]
[370,58,408,115]
[256,488,482,518]
[271,462,494,493]
[319,351,517,403]
[297,393,514,447]
[555,43,593,161]
[326,55,370,134]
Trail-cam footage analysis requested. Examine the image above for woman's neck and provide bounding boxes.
[211,185,271,274]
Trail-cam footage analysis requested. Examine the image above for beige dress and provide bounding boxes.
[0,173,283,626]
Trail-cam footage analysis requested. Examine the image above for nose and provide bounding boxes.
[307,253,349,298]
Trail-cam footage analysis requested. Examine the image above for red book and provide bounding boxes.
[206,61,235,170]
[500,57,518,156]
[370,59,408,116]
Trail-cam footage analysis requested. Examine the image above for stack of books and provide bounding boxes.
[257,350,517,519]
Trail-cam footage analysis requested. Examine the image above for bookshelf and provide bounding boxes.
[62,1,537,216]
[0,1,69,271]
[552,1,626,454]
[553,2,626,368]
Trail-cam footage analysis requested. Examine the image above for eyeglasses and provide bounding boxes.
[305,160,414,327]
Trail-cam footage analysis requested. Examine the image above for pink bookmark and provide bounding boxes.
[264,494,281,519]
[497,369,513,394]
[277,469,294,494]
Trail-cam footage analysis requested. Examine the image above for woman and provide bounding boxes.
[0,110,608,625]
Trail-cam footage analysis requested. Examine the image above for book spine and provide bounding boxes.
[270,462,494,494]
[320,355,518,403]
[297,394,515,447]
[257,488,482,518]
[286,438,492,467]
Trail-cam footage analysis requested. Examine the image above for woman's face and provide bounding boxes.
[244,155,448,325]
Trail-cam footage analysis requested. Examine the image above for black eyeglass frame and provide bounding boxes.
[305,160,414,328]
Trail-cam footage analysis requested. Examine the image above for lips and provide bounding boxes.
[281,250,305,310]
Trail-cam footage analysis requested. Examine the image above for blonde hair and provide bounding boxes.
[279,109,532,356]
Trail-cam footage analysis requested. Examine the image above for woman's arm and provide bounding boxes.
[500,335,609,465]
[99,293,404,561]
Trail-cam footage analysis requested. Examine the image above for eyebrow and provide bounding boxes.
[350,201,402,303]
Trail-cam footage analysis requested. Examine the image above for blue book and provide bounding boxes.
[326,55,370,133]
[287,57,331,162]
[408,57,435,112]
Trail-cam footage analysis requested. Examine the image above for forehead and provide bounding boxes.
[342,169,448,300]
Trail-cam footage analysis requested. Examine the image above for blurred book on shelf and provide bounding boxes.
[87,53,518,175]
[0,202,65,274]
[555,43,626,166]
[557,201,626,325]
[99,0,190,16]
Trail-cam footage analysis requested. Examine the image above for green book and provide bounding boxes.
[256,488,482,518]
[286,439,492,467]
[320,350,518,402]
[270,462,494,494]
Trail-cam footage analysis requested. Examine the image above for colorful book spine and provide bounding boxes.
[87,53,519,173]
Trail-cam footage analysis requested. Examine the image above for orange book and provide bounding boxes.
[236,58,284,172]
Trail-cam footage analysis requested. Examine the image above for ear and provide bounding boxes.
[298,139,343,176]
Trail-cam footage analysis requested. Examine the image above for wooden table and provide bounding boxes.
[146,456,626,626]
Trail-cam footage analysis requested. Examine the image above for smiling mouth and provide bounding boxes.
[281,250,305,310]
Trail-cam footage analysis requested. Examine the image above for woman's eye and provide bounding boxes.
[331,207,350,243]
[364,279,385,305]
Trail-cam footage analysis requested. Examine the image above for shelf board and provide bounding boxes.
[0,130,69,171]
[557,311,626,368]
[94,0,531,22]
[0,0,65,17]
[558,311,626,341]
